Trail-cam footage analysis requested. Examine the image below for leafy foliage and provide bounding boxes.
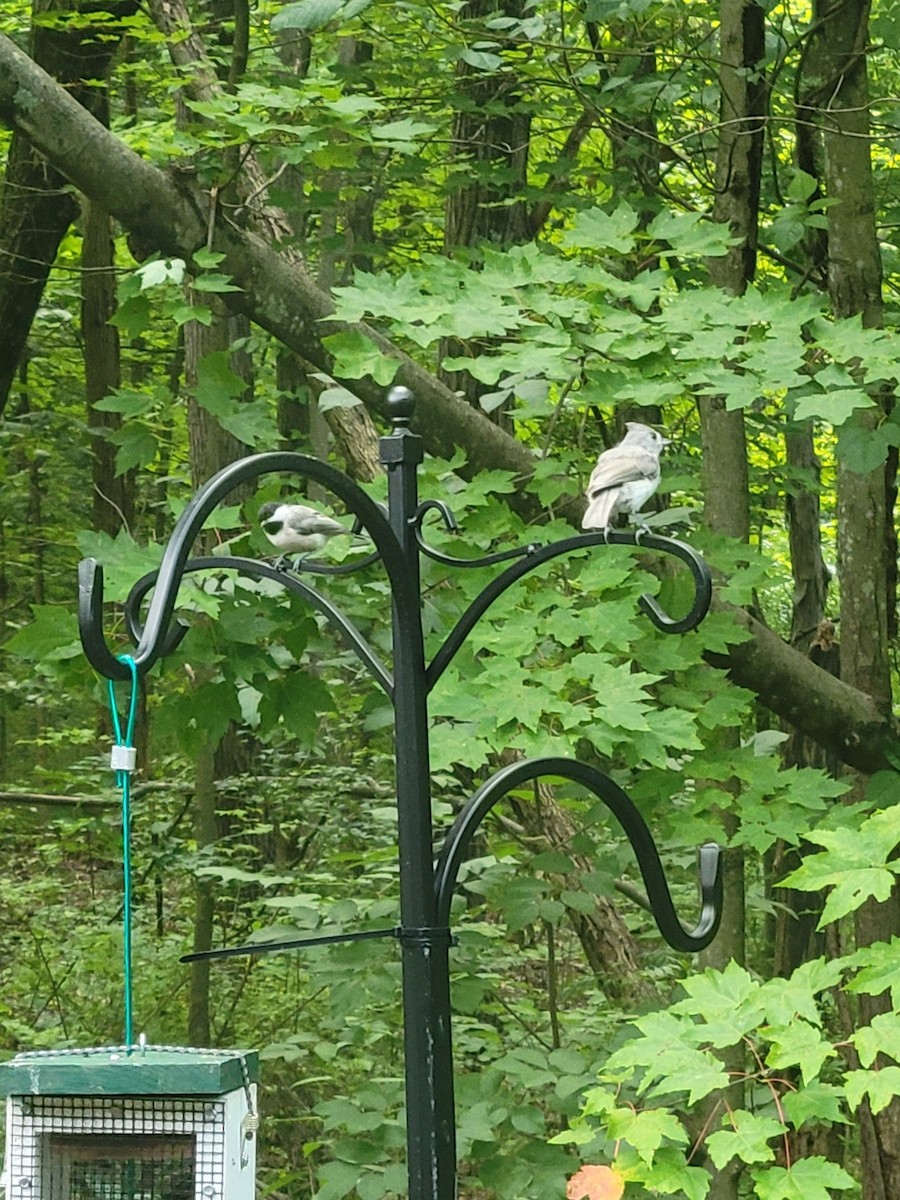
[3,0,900,1197]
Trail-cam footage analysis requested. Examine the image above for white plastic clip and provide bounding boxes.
[110,745,137,772]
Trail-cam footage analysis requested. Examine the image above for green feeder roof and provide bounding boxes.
[0,1047,259,1097]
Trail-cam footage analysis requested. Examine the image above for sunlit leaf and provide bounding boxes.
[566,1163,625,1200]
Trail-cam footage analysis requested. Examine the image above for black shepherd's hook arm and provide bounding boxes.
[414,499,544,570]
[426,530,712,693]
[433,757,722,952]
[78,452,411,682]
[124,555,394,697]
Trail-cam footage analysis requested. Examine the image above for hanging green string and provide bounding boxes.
[107,655,140,1047]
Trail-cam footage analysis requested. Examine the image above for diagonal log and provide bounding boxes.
[708,600,897,775]
[0,31,539,493]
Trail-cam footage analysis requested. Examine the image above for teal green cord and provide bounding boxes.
[107,656,140,1046]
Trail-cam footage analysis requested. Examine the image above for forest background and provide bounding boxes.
[1,0,900,1197]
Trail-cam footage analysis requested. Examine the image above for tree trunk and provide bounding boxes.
[82,198,134,534]
[706,0,766,291]
[772,426,833,978]
[441,0,532,409]
[0,0,135,414]
[443,0,532,253]
[691,6,765,1193]
[807,0,900,1193]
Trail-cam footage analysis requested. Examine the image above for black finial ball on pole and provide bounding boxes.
[388,385,415,428]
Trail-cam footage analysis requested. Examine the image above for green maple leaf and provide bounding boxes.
[5,605,82,663]
[845,1066,900,1115]
[836,419,895,472]
[321,330,398,386]
[750,1158,855,1200]
[271,0,343,32]
[194,350,245,408]
[781,1081,848,1129]
[760,957,843,1027]
[604,1013,729,1105]
[674,961,761,1018]
[646,1055,731,1106]
[793,389,873,425]
[706,1111,786,1168]
[764,1019,835,1086]
[647,209,736,256]
[642,1149,710,1200]
[821,868,895,925]
[112,423,158,473]
[561,204,639,254]
[848,937,900,1006]
[781,807,900,924]
[851,1011,900,1068]
[605,1107,686,1165]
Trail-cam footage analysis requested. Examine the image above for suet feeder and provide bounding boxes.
[0,1047,258,1200]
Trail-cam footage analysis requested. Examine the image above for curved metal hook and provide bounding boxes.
[78,559,138,681]
[416,499,460,534]
[426,530,712,692]
[413,499,545,569]
[433,756,722,953]
[626,530,713,634]
[78,559,190,681]
[78,452,413,682]
[124,555,393,697]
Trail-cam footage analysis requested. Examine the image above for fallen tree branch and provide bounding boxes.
[0,32,541,511]
[707,599,899,775]
[0,790,118,807]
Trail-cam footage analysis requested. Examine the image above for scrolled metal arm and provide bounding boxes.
[425,529,712,692]
[413,499,544,570]
[78,452,412,682]
[433,756,722,952]
[124,555,393,697]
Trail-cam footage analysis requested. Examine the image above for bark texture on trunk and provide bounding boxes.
[773,427,833,979]
[82,198,134,534]
[707,0,766,291]
[0,0,136,414]
[692,8,766,1191]
[807,0,899,1193]
[440,0,532,409]
[443,0,532,253]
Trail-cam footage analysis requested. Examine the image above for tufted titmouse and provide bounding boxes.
[582,423,669,531]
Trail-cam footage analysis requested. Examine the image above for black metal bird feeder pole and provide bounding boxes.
[78,386,723,1200]
[381,395,457,1200]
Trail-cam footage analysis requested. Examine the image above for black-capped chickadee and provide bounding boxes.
[582,423,669,531]
[259,501,361,565]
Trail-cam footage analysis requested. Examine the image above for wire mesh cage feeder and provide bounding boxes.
[0,1047,258,1200]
